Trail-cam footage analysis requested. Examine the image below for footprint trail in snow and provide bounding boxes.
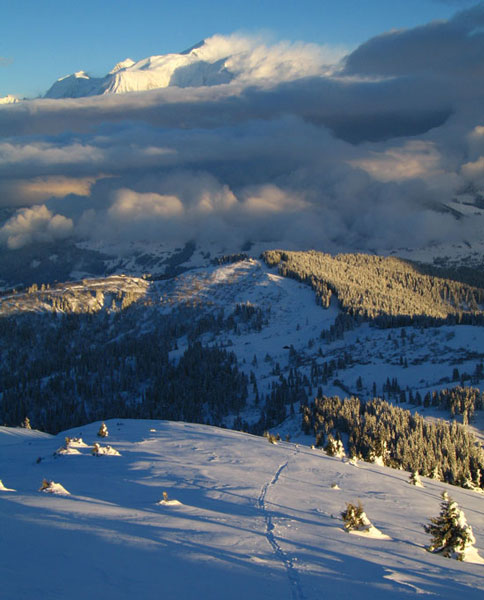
[257,449,305,600]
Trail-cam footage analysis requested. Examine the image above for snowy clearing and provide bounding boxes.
[1,419,483,600]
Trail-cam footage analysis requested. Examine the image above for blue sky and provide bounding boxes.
[0,0,479,98]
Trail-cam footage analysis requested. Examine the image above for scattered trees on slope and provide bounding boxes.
[303,395,484,490]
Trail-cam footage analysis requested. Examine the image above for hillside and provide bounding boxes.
[263,250,484,324]
[1,419,483,599]
[0,256,483,441]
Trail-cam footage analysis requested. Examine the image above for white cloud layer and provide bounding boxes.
[1,9,484,254]
[0,205,73,249]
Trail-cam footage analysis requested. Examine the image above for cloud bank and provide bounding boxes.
[0,205,73,249]
[0,9,483,254]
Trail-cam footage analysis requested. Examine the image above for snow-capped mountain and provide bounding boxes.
[1,419,483,600]
[44,35,337,98]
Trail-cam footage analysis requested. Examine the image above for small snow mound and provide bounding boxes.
[39,479,70,495]
[331,483,340,490]
[157,499,183,507]
[460,546,484,565]
[349,525,391,540]
[55,446,81,456]
[92,443,121,456]
[0,479,15,491]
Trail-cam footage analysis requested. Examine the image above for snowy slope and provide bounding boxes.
[1,420,483,599]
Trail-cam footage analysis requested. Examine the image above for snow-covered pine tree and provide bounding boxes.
[324,434,345,458]
[424,492,477,560]
[97,422,108,438]
[409,470,423,487]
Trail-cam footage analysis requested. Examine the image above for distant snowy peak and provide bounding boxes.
[44,34,341,98]
[109,58,136,74]
[45,71,103,99]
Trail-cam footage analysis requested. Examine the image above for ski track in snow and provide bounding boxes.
[257,449,305,600]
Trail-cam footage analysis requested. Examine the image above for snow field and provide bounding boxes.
[0,420,483,599]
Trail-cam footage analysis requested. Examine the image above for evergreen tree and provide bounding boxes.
[424,492,477,560]
[409,470,423,487]
[341,501,371,531]
[324,434,345,458]
[97,422,108,438]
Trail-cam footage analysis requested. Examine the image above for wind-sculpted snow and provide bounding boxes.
[0,420,483,599]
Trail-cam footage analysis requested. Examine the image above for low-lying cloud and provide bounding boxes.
[0,205,73,249]
[0,6,483,254]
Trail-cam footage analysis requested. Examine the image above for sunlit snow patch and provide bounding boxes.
[55,446,81,456]
[349,525,392,540]
[0,479,15,491]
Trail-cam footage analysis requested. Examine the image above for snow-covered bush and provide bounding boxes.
[341,501,371,532]
[67,437,89,448]
[157,490,182,507]
[54,436,88,455]
[38,478,70,495]
[264,431,278,444]
[92,443,120,456]
[424,492,478,560]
